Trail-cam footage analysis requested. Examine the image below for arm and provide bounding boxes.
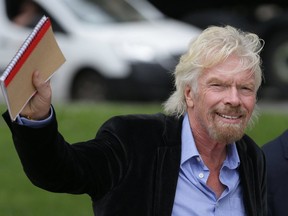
[3,71,125,200]
[3,109,122,199]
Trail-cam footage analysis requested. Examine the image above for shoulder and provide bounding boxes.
[101,113,168,129]
[262,130,288,153]
[236,134,265,162]
[95,113,183,151]
[97,113,181,137]
[237,134,261,153]
[262,130,288,165]
[236,135,266,184]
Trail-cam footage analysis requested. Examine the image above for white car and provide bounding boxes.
[0,0,201,102]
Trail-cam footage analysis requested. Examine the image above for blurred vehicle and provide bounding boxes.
[0,0,201,102]
[149,0,288,100]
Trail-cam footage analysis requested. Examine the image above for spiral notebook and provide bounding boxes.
[0,15,65,121]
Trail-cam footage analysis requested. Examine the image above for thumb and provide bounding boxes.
[32,71,51,97]
[33,70,43,89]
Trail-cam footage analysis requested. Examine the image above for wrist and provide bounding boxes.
[19,114,34,120]
[20,110,50,121]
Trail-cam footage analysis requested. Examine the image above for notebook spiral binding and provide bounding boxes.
[0,15,48,83]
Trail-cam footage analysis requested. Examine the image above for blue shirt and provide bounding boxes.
[172,114,246,216]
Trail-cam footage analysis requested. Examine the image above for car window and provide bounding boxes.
[62,0,147,24]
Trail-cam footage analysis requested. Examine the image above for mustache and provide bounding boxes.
[215,106,246,116]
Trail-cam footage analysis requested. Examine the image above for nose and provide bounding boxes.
[224,87,241,106]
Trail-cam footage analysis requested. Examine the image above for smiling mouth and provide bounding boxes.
[217,113,242,119]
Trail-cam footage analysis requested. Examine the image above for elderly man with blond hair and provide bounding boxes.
[3,25,267,216]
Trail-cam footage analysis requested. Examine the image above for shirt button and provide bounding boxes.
[199,173,204,178]
[196,157,201,162]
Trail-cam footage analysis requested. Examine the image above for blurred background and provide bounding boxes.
[1,0,288,215]
[148,0,288,101]
[0,0,201,103]
[2,0,288,104]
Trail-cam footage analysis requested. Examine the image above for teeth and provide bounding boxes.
[219,114,239,119]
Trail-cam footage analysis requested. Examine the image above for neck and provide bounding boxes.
[193,133,228,199]
[191,125,227,169]
[197,141,227,170]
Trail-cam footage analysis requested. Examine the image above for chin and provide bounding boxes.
[209,124,245,143]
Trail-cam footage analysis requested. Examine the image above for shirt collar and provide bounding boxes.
[181,113,198,164]
[181,113,240,168]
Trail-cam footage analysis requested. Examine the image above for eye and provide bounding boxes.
[210,83,225,89]
[209,82,223,87]
[241,86,250,90]
[240,86,255,95]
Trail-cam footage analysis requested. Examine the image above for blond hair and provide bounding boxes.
[163,25,264,117]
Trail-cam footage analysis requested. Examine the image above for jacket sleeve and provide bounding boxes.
[2,110,128,200]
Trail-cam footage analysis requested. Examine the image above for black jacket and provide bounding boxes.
[262,130,288,216]
[3,111,267,216]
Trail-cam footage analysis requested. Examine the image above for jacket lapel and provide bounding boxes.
[236,135,267,216]
[153,115,183,216]
[237,139,256,216]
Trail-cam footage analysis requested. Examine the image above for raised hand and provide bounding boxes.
[20,71,52,120]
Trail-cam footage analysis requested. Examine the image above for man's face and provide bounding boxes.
[186,56,257,144]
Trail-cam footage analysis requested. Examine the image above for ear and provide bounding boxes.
[184,85,194,108]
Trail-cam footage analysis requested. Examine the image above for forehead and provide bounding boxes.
[202,56,255,83]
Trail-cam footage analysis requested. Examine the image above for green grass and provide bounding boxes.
[0,102,287,215]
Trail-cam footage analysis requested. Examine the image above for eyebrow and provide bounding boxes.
[206,76,255,87]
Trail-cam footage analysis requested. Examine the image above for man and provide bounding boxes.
[262,130,288,216]
[3,25,267,215]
